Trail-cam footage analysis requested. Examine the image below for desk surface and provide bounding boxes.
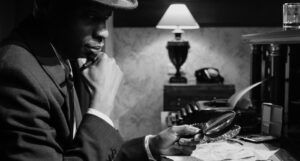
[265,143,298,161]
[162,140,298,161]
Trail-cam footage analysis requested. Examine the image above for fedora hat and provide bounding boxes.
[90,0,138,9]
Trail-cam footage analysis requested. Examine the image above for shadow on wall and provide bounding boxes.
[112,27,279,140]
[0,0,33,41]
[0,0,15,41]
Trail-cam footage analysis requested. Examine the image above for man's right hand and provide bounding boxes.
[78,53,123,117]
[149,125,202,157]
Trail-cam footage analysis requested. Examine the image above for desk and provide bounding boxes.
[162,140,298,161]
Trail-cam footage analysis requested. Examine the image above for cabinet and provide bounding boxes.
[243,29,300,158]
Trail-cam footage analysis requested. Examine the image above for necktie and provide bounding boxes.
[50,43,82,138]
[65,60,82,138]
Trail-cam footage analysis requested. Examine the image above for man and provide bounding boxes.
[0,0,201,160]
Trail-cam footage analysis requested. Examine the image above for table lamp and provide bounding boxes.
[157,3,199,83]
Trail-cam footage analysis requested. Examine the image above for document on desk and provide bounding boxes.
[166,141,278,161]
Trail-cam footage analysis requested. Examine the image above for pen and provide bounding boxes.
[79,52,103,72]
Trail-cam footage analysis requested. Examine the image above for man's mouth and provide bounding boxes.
[84,45,103,59]
[84,44,103,60]
[85,44,103,50]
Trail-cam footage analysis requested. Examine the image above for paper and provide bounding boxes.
[166,156,200,161]
[189,141,278,161]
[197,80,265,110]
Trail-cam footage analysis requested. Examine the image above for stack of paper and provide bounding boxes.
[190,141,278,161]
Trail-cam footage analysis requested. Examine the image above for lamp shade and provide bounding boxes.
[156,4,199,30]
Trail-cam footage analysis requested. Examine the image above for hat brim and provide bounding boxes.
[90,0,138,9]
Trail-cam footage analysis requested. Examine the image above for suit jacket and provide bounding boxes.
[0,17,149,161]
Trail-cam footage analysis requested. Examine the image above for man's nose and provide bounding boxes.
[93,25,109,40]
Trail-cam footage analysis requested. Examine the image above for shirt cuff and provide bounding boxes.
[144,135,157,161]
[87,108,114,128]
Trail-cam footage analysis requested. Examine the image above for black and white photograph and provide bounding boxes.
[0,0,300,160]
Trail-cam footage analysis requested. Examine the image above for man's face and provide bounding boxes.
[54,1,112,59]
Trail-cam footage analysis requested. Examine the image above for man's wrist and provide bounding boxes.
[147,135,161,161]
[87,108,114,128]
[89,96,113,117]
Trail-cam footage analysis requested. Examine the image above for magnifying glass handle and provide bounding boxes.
[180,126,203,139]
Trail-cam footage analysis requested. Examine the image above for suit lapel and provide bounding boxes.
[18,17,68,97]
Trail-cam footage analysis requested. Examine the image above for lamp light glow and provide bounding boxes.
[156,3,199,83]
[156,4,199,30]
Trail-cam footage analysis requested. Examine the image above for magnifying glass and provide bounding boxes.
[181,111,236,139]
[199,111,236,137]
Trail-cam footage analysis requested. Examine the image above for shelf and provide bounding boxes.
[290,101,300,105]
[244,29,300,160]
[243,29,300,44]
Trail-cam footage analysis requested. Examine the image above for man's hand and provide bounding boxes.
[78,53,123,117]
[149,125,202,157]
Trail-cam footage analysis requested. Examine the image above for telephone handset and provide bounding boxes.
[195,67,224,84]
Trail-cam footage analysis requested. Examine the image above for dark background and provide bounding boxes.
[0,0,298,32]
[114,0,297,27]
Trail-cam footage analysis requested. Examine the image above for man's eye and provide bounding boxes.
[87,14,96,20]
[86,14,106,22]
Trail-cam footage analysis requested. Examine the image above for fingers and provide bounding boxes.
[78,53,122,94]
[91,52,106,67]
[177,138,199,146]
[111,66,123,92]
[193,133,203,142]
[166,144,196,156]
[172,125,200,136]
[156,125,202,156]
[77,58,87,67]
[106,64,123,103]
[172,137,198,156]
[178,145,196,155]
[79,52,104,72]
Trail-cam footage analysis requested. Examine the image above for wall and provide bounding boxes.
[112,27,279,140]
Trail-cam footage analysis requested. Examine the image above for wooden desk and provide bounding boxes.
[162,140,298,161]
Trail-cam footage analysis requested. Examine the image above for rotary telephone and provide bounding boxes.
[169,81,266,141]
[195,67,224,84]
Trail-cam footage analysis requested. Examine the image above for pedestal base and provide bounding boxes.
[169,76,187,83]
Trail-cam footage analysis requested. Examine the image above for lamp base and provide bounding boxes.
[167,41,190,84]
[169,76,187,83]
